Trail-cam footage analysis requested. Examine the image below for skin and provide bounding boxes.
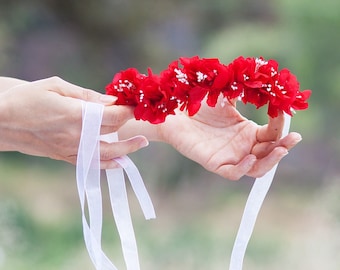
[0,76,149,168]
[120,100,301,180]
[0,76,302,180]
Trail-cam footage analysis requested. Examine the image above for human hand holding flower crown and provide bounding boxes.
[0,57,310,270]
[109,56,310,180]
[0,77,149,167]
[0,56,309,180]
[156,98,302,180]
[118,93,302,180]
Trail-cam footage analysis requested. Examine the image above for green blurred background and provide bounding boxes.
[0,0,339,269]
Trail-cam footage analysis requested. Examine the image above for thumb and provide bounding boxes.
[44,76,117,105]
[257,111,284,142]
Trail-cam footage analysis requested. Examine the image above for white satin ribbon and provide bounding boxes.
[229,113,291,270]
[101,133,156,270]
[76,102,155,270]
[77,101,290,270]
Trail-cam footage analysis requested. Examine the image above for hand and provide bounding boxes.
[158,98,302,180]
[0,77,148,168]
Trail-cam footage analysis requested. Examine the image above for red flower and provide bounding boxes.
[264,68,298,117]
[159,60,190,110]
[240,57,280,109]
[159,59,205,116]
[177,56,231,114]
[267,68,311,117]
[292,89,312,111]
[134,69,178,124]
[224,56,256,101]
[105,68,144,106]
[105,56,311,123]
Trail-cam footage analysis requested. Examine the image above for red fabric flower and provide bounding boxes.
[180,56,232,109]
[105,56,311,123]
[224,56,257,100]
[240,57,279,111]
[292,89,312,111]
[159,60,191,112]
[266,68,299,117]
[134,69,178,124]
[105,68,144,106]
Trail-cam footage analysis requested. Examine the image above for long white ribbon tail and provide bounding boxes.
[101,132,156,270]
[77,101,119,270]
[229,113,291,270]
[77,101,288,270]
[76,102,155,270]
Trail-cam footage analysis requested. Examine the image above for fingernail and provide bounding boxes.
[100,95,117,104]
[296,134,302,143]
[132,135,149,148]
[139,138,149,148]
[280,149,289,158]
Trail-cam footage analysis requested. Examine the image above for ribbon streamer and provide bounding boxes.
[77,101,291,270]
[229,113,291,270]
[102,133,156,270]
[77,102,155,270]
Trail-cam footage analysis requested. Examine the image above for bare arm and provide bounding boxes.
[0,76,27,92]
[117,101,302,180]
[0,76,302,180]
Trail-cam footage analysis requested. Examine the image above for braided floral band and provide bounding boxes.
[105,56,311,124]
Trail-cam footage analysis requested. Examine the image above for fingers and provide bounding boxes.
[214,155,257,180]
[215,147,287,180]
[257,111,284,142]
[36,77,135,129]
[41,76,117,105]
[100,159,121,170]
[64,136,148,168]
[247,146,288,178]
[215,132,302,180]
[251,132,302,158]
[101,105,135,127]
[99,135,149,164]
[247,133,301,178]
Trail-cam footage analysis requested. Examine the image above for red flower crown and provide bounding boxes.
[105,56,311,124]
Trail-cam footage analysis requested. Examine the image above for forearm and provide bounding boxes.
[0,76,27,92]
[0,77,30,151]
[117,110,186,144]
[0,90,14,151]
[118,118,165,142]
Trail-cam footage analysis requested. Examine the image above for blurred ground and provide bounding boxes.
[0,147,339,270]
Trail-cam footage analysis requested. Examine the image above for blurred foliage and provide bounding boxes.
[0,0,339,138]
[1,157,339,270]
[0,0,340,269]
[1,0,339,178]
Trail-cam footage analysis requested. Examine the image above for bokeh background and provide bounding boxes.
[0,0,339,269]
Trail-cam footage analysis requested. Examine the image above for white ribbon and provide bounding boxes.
[76,102,155,270]
[77,101,290,270]
[229,113,291,270]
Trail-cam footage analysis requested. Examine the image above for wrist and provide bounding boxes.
[0,91,8,123]
[118,110,186,144]
[0,92,12,151]
[118,119,163,142]
[0,77,27,92]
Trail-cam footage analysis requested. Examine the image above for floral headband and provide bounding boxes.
[93,56,312,270]
[106,56,311,124]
